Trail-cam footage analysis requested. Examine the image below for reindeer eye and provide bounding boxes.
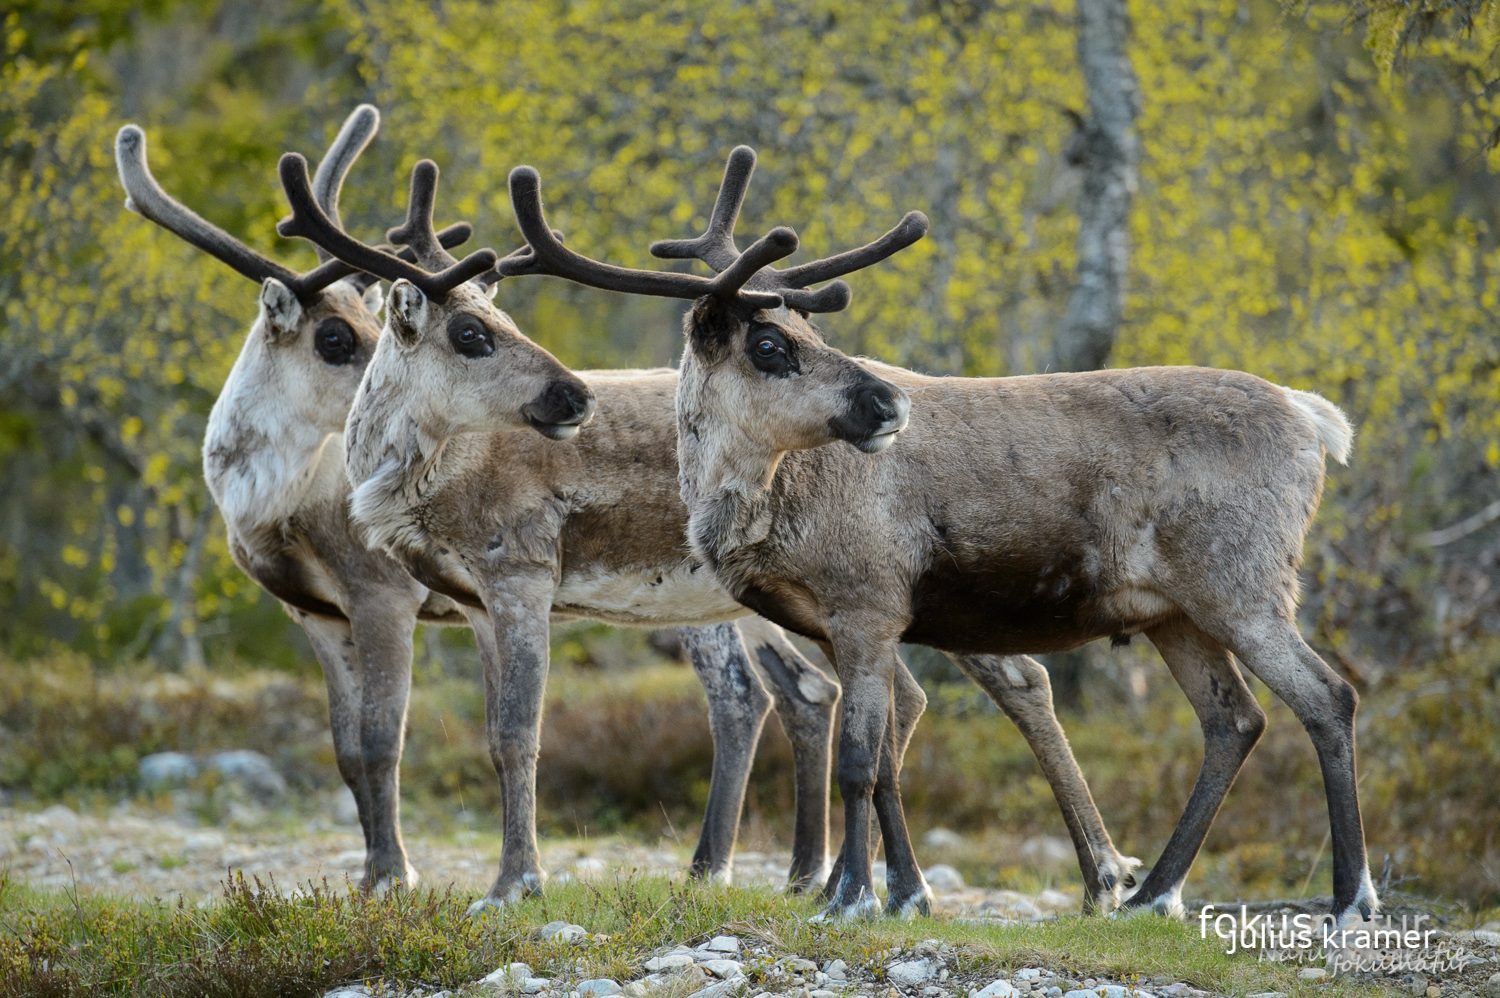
[447,314,495,358]
[313,319,357,366]
[746,326,797,376]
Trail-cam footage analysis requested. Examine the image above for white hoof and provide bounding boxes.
[813,893,882,923]
[371,864,419,895]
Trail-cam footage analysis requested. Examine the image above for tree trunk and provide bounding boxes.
[1047,0,1141,709]
[1051,0,1140,374]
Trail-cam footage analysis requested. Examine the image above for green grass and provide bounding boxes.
[0,873,1396,998]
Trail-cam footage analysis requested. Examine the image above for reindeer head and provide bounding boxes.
[115,106,478,436]
[501,148,924,457]
[276,152,594,488]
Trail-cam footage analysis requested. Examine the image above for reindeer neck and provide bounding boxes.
[203,355,347,533]
[343,385,462,558]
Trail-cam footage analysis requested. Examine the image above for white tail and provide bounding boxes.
[1284,388,1353,465]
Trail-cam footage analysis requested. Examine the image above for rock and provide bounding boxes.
[1064,988,1157,998]
[1406,978,1428,997]
[1020,836,1075,867]
[972,981,1018,998]
[923,828,965,849]
[823,959,848,981]
[922,989,944,997]
[784,959,818,973]
[1486,972,1500,998]
[577,980,621,996]
[1043,990,1062,998]
[809,992,839,998]
[139,752,198,788]
[923,864,965,891]
[1243,993,1286,998]
[521,981,549,994]
[574,857,607,878]
[645,954,697,972]
[1476,930,1500,947]
[205,750,286,802]
[182,830,224,852]
[479,963,541,992]
[704,935,742,953]
[888,960,936,987]
[324,988,371,998]
[1015,970,1042,981]
[623,985,648,998]
[328,786,360,826]
[686,982,740,998]
[701,960,744,979]
[537,920,589,943]
[1298,967,1328,981]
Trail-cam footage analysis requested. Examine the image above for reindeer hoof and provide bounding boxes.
[812,894,882,923]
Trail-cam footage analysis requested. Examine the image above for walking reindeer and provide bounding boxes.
[276,146,1142,914]
[115,109,839,901]
[498,147,1367,924]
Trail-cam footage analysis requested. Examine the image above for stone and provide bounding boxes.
[887,960,935,987]
[686,982,740,998]
[923,864,965,891]
[922,989,944,997]
[622,985,648,998]
[478,963,539,991]
[205,750,287,802]
[323,989,370,998]
[521,981,549,994]
[972,981,1018,998]
[328,786,360,826]
[924,828,965,849]
[1486,972,1500,998]
[1016,970,1042,981]
[785,959,819,974]
[1019,836,1075,867]
[701,960,745,979]
[574,857,607,878]
[823,959,848,981]
[538,921,589,943]
[1407,978,1429,997]
[139,752,198,788]
[645,955,697,972]
[577,980,621,996]
[1243,993,1286,998]
[1298,967,1328,981]
[1064,988,1158,998]
[810,992,839,998]
[705,935,742,953]
[1043,990,1062,998]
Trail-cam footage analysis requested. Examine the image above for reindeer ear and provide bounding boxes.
[362,280,385,317]
[259,278,303,341]
[486,282,499,301]
[386,280,427,349]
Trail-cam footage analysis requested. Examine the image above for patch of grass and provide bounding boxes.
[109,859,135,875]
[0,875,1397,998]
[156,854,185,870]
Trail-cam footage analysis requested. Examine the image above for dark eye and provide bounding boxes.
[314,319,357,365]
[746,326,797,376]
[447,314,495,358]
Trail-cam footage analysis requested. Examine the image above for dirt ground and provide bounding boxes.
[0,801,1079,921]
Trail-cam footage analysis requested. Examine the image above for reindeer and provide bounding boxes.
[500,147,1369,925]
[276,146,1143,915]
[115,113,836,907]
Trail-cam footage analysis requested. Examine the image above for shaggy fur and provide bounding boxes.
[673,297,1371,923]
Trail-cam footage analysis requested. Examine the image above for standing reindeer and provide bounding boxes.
[114,111,839,905]
[276,146,1142,914]
[501,147,1369,925]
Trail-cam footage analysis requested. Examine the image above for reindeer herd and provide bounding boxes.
[114,105,1371,925]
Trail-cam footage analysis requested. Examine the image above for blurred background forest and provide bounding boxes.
[3,0,1500,909]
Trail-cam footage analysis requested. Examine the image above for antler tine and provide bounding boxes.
[774,210,929,290]
[506,166,786,308]
[649,145,756,271]
[385,159,459,271]
[116,124,303,290]
[349,223,473,292]
[308,104,380,262]
[277,152,496,304]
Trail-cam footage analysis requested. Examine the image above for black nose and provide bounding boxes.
[829,376,909,453]
[523,378,596,440]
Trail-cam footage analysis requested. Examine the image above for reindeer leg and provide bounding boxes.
[467,572,552,913]
[738,617,839,892]
[817,624,901,921]
[1222,615,1376,925]
[952,653,1139,913]
[344,601,419,892]
[680,622,771,884]
[876,658,931,916]
[300,612,379,884]
[1119,617,1266,918]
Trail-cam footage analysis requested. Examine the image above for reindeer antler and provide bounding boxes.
[277,153,497,304]
[648,145,928,314]
[498,166,793,309]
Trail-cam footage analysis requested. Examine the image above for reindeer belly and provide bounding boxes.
[552,560,748,627]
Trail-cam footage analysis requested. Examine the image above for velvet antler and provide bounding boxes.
[499,166,793,309]
[648,144,928,313]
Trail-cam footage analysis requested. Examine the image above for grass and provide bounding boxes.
[0,873,1397,998]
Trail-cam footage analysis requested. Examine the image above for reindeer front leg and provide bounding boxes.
[467,571,553,913]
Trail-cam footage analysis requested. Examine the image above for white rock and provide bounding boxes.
[972,980,1018,998]
[323,989,370,998]
[784,958,819,973]
[329,786,360,826]
[923,828,965,849]
[139,752,198,788]
[685,983,739,998]
[1036,889,1075,910]
[887,959,935,987]
[1243,993,1286,998]
[521,980,549,994]
[923,864,965,891]
[823,959,848,981]
[538,920,589,943]
[622,984,648,998]
[577,979,621,996]
[1016,970,1042,981]
[644,954,696,972]
[479,963,536,991]
[810,992,839,998]
[575,857,607,878]
[704,935,742,953]
[205,750,287,802]
[1019,836,1075,867]
[183,831,224,852]
[701,959,744,979]
[1297,967,1328,981]
[922,988,944,997]
[1063,988,1156,998]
